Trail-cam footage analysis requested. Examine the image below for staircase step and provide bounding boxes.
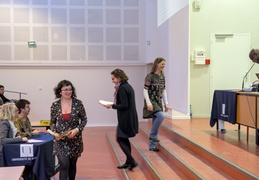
[140,121,258,180]
[139,123,230,180]
[160,121,258,180]
[106,131,152,180]
[130,132,187,180]
[106,120,258,180]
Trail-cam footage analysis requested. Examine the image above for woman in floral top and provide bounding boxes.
[143,57,169,152]
[50,80,87,180]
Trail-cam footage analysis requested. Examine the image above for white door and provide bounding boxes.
[210,33,250,108]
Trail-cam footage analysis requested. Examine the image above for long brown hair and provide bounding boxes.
[150,57,166,73]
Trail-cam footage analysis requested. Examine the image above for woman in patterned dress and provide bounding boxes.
[50,80,87,180]
[143,57,169,152]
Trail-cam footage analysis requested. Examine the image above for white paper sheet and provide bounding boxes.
[98,100,113,105]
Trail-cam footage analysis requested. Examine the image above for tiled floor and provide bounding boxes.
[53,118,259,179]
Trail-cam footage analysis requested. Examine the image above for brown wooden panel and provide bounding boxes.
[236,95,256,127]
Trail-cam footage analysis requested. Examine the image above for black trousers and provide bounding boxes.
[57,155,78,180]
[117,137,135,165]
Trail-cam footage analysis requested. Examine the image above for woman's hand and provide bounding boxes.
[67,129,78,139]
[103,104,112,109]
[164,105,169,112]
[147,105,153,111]
[22,137,28,142]
[54,133,62,141]
[33,129,40,135]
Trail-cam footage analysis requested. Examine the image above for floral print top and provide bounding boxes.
[50,98,87,158]
[144,72,166,110]
[14,116,33,137]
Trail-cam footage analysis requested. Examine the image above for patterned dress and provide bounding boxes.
[144,72,166,111]
[50,98,87,158]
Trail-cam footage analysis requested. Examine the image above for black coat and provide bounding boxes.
[112,82,138,137]
[0,94,10,104]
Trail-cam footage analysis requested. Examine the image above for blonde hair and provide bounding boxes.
[0,103,17,121]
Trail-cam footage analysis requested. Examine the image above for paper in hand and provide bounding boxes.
[98,100,113,105]
[47,129,71,137]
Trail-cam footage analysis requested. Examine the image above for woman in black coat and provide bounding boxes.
[103,69,138,171]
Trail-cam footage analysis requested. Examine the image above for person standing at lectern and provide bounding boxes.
[249,49,259,63]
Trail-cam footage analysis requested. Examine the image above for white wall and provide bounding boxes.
[0,0,150,126]
[168,5,189,114]
[0,0,146,64]
[0,0,192,125]
[146,0,190,117]
[190,0,259,117]
[1,65,146,126]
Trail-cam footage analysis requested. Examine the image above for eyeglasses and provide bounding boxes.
[61,89,73,92]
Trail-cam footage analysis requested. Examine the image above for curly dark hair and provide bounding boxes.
[111,69,128,82]
[53,80,77,99]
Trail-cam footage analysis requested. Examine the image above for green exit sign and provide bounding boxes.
[28,41,36,46]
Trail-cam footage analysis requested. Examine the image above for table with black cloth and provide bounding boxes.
[210,90,259,145]
[1,132,58,180]
[210,90,237,128]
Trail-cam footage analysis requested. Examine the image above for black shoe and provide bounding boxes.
[117,163,130,169]
[149,137,160,142]
[149,148,159,152]
[128,162,138,171]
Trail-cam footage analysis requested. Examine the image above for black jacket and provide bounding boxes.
[112,82,138,137]
[0,94,10,104]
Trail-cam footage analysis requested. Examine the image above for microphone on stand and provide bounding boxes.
[242,62,255,91]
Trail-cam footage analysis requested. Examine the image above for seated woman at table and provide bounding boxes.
[50,80,87,180]
[0,103,28,167]
[14,99,40,137]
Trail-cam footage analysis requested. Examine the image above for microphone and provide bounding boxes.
[242,62,255,91]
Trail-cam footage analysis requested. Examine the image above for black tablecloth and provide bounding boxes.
[210,90,237,127]
[2,132,58,180]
